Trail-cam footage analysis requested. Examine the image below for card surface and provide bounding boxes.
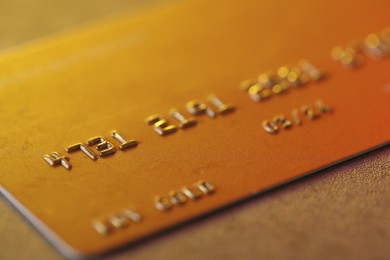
[0,0,389,257]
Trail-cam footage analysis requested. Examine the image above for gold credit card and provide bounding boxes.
[0,0,389,257]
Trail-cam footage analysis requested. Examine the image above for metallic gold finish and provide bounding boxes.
[97,142,116,157]
[145,115,164,125]
[208,94,235,114]
[248,84,272,101]
[169,191,187,205]
[277,66,303,86]
[42,153,61,166]
[181,186,203,201]
[262,120,279,134]
[258,73,276,88]
[240,80,257,91]
[91,220,111,236]
[43,152,71,170]
[65,143,98,160]
[286,68,302,86]
[186,100,216,118]
[298,60,323,81]
[340,47,359,66]
[301,105,320,120]
[195,181,215,195]
[271,84,282,94]
[0,0,389,257]
[364,33,389,59]
[365,34,381,49]
[87,136,105,146]
[111,131,138,150]
[154,120,177,136]
[273,115,292,129]
[95,141,109,150]
[92,208,142,235]
[108,214,129,229]
[244,60,321,102]
[331,46,361,68]
[123,210,142,223]
[146,115,178,136]
[277,66,290,79]
[154,196,172,211]
[87,137,116,157]
[169,109,197,129]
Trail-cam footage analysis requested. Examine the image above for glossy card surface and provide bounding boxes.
[0,0,389,257]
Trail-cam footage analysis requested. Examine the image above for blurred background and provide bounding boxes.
[0,0,161,50]
[0,1,389,259]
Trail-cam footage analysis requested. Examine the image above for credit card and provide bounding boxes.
[0,0,389,257]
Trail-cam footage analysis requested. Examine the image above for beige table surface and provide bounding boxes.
[0,1,389,259]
